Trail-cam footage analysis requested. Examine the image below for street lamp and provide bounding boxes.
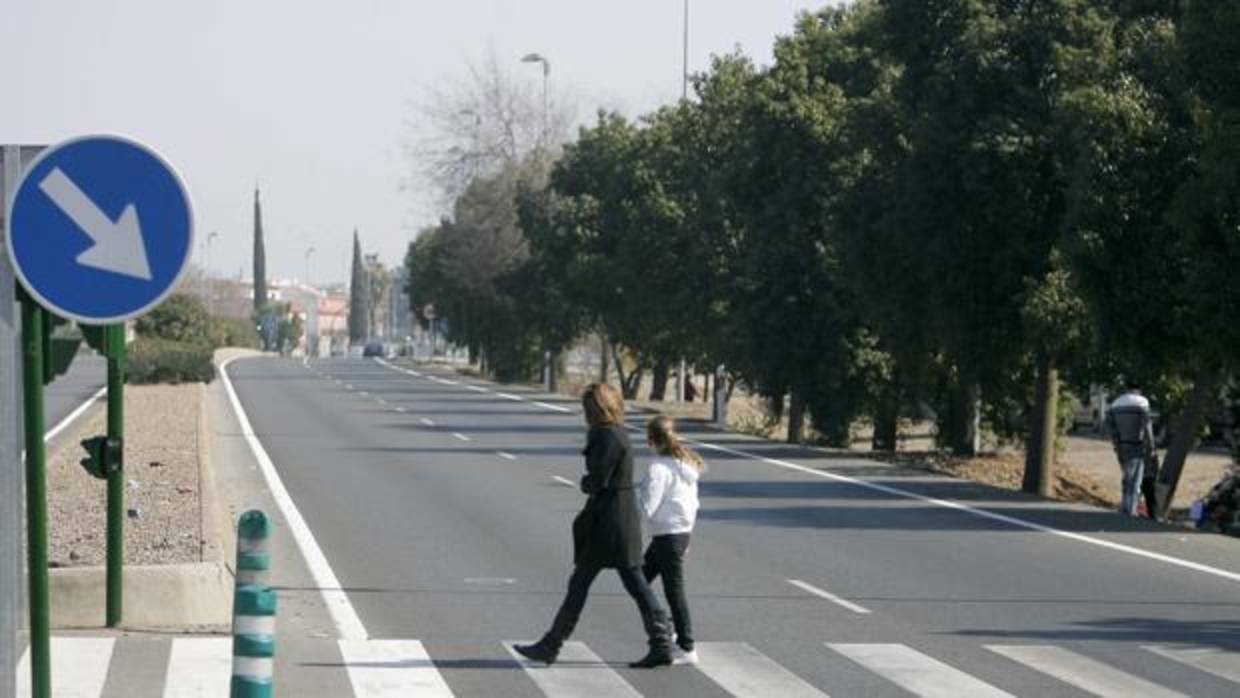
[682,0,690,100]
[205,231,219,315]
[304,246,316,287]
[521,53,550,148]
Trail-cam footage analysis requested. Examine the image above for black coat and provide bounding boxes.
[572,425,643,569]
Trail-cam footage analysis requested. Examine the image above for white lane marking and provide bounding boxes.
[452,433,471,442]
[988,645,1188,697]
[695,642,827,697]
[221,359,368,640]
[1144,645,1240,684]
[373,358,573,414]
[17,637,114,698]
[359,391,370,397]
[788,579,871,615]
[496,451,517,461]
[495,392,523,402]
[506,641,641,697]
[345,384,355,390]
[163,637,232,698]
[552,476,576,488]
[420,418,435,427]
[339,639,455,698]
[465,384,488,393]
[376,397,387,405]
[394,406,407,413]
[464,577,517,585]
[684,440,1240,585]
[43,386,106,444]
[534,401,573,413]
[828,643,1013,698]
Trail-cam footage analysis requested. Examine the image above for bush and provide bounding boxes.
[135,293,210,344]
[127,338,215,385]
[209,315,261,349]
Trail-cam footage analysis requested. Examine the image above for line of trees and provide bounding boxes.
[405,1,1239,510]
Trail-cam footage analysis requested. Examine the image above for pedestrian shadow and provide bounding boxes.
[948,617,1240,648]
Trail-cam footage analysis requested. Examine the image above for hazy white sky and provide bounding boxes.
[9,1,826,286]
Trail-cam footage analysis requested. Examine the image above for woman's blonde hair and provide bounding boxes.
[582,383,625,427]
[646,416,706,473]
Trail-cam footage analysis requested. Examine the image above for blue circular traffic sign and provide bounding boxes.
[4,135,194,324]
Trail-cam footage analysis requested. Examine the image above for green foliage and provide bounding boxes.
[207,315,261,350]
[135,293,210,344]
[127,337,215,385]
[349,231,368,342]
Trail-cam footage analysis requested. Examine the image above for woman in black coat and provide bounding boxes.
[514,383,674,668]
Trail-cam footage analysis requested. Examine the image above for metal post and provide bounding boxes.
[682,0,689,100]
[231,511,275,698]
[21,300,50,698]
[105,325,125,627]
[1,146,22,698]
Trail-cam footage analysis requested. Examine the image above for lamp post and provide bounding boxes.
[683,0,690,100]
[521,53,550,149]
[205,231,219,315]
[304,246,316,287]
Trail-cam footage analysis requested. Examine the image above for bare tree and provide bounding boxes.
[405,49,577,209]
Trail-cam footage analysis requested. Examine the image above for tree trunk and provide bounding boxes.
[788,388,807,444]
[548,350,560,393]
[598,335,609,383]
[712,366,729,426]
[1155,368,1221,519]
[768,394,785,423]
[872,372,901,453]
[1022,355,1058,497]
[649,361,670,401]
[952,380,980,456]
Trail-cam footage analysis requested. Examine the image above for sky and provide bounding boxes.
[8,1,827,287]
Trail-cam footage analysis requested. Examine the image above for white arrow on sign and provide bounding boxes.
[37,167,153,281]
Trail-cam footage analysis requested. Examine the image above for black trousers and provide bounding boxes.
[544,563,671,650]
[642,533,693,651]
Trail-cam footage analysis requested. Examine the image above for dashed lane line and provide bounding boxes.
[552,476,576,488]
[788,579,871,615]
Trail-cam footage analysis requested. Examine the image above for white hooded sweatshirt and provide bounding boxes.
[639,456,701,536]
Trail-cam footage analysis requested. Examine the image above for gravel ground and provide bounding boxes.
[47,383,205,567]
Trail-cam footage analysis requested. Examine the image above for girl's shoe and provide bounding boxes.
[673,647,699,665]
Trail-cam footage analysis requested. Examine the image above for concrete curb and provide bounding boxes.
[48,380,233,630]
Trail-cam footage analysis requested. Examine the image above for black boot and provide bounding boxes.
[515,608,576,666]
[629,609,673,669]
[513,638,559,666]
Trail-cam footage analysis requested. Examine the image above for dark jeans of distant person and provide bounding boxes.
[643,533,693,652]
[1120,457,1145,516]
[542,563,666,650]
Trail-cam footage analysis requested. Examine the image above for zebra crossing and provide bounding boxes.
[14,635,1239,696]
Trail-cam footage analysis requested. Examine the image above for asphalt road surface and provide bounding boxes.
[44,354,104,430]
[208,357,1240,696]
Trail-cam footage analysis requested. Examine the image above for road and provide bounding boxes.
[205,356,1239,697]
[44,354,104,432]
[24,355,1238,697]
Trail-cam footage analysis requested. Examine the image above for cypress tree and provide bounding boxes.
[349,230,369,342]
[253,187,267,313]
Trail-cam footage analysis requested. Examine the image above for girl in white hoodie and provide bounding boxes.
[639,416,706,664]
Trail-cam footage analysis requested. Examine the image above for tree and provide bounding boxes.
[348,230,369,342]
[252,188,267,314]
[136,292,210,345]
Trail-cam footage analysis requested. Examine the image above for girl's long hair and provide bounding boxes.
[582,383,625,428]
[647,415,706,473]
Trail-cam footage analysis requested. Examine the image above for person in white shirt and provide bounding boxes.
[639,416,706,665]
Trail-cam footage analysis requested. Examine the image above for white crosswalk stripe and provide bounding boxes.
[11,635,1227,697]
[987,645,1189,698]
[1144,644,1240,685]
[828,643,1014,698]
[506,641,641,697]
[695,642,827,697]
[163,637,232,698]
[339,639,455,698]
[17,637,114,698]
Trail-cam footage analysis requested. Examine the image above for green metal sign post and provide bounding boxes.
[105,324,125,627]
[20,298,50,698]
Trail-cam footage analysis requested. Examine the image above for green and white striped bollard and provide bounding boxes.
[231,510,275,697]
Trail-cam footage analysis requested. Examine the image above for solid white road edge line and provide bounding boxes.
[688,438,1240,585]
[552,476,576,488]
[220,358,369,640]
[787,579,871,615]
[44,386,106,443]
